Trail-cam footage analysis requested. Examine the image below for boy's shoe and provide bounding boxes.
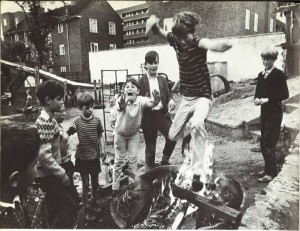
[89,199,101,213]
[257,175,273,183]
[191,175,203,192]
[160,160,170,166]
[85,213,96,221]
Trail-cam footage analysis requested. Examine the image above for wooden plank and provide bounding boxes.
[274,4,299,13]
[171,184,242,226]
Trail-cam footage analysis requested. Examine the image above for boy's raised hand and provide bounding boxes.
[152,89,161,105]
[118,95,127,111]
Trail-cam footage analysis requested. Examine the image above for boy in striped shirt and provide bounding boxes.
[147,12,232,191]
[67,92,106,221]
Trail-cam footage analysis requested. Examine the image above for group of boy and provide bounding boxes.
[0,10,289,228]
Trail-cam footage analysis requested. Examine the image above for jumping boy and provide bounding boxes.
[67,92,106,221]
[254,46,289,183]
[35,80,77,228]
[146,12,232,191]
[112,78,160,195]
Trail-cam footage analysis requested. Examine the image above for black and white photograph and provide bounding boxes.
[1,0,299,229]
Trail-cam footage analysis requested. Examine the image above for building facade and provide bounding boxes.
[1,11,25,41]
[117,3,149,48]
[117,1,280,47]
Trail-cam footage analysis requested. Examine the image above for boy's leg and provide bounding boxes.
[157,112,176,164]
[113,133,126,191]
[190,97,211,179]
[90,158,101,199]
[127,132,139,180]
[168,97,192,141]
[143,129,158,169]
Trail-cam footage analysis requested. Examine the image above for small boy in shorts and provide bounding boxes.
[67,92,106,221]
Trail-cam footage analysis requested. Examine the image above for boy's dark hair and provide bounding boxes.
[261,46,278,60]
[77,91,94,109]
[36,80,64,106]
[124,77,140,90]
[1,124,40,184]
[145,50,159,64]
[172,11,200,36]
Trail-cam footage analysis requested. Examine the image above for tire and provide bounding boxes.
[210,74,230,97]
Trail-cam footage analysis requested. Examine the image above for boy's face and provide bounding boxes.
[54,110,66,123]
[124,82,139,102]
[48,95,63,112]
[82,104,94,118]
[145,56,159,77]
[262,57,276,70]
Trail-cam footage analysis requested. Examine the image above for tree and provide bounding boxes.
[15,1,67,67]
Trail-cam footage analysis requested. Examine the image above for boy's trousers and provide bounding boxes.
[260,102,283,177]
[169,96,211,176]
[112,131,139,190]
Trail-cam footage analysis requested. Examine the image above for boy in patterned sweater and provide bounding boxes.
[67,92,106,221]
[34,80,77,228]
[147,12,232,191]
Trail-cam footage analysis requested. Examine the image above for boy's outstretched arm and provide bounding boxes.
[145,90,161,108]
[146,15,168,39]
[198,38,232,52]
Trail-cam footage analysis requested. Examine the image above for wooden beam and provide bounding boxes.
[171,184,243,226]
[274,4,299,13]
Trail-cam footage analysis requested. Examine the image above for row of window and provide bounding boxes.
[124,18,147,27]
[124,37,149,44]
[59,42,116,55]
[245,9,274,32]
[124,28,146,36]
[121,9,148,18]
[57,19,117,35]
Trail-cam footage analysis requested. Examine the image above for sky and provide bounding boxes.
[0,1,146,13]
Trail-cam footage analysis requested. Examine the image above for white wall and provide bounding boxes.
[89,32,285,83]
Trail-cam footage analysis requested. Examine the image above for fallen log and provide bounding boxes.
[171,184,243,227]
[171,202,189,229]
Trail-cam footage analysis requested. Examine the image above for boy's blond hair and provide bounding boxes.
[172,11,201,36]
[261,46,278,60]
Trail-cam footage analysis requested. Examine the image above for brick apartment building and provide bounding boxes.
[117,3,149,48]
[1,11,25,41]
[1,0,123,82]
[117,1,281,47]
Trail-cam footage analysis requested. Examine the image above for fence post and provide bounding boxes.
[34,66,39,104]
[98,79,101,103]
[64,81,68,105]
[94,80,97,104]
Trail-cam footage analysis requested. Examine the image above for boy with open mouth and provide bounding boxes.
[112,77,160,196]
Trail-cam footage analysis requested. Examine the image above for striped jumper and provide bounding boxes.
[167,32,211,99]
[69,115,104,160]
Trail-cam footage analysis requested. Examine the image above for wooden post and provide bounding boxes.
[98,79,101,103]
[285,11,292,77]
[34,66,39,104]
[64,81,68,105]
[94,80,97,103]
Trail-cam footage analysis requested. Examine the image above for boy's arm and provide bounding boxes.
[146,15,168,39]
[99,134,106,161]
[35,120,69,185]
[144,90,161,108]
[198,38,232,52]
[67,119,77,136]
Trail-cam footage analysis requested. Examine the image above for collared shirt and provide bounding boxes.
[263,66,275,78]
[147,73,163,110]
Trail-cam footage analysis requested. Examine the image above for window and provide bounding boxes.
[3,19,7,26]
[59,44,65,55]
[89,18,98,33]
[109,22,116,35]
[15,18,19,26]
[61,66,66,72]
[245,9,250,30]
[15,34,19,41]
[254,13,258,32]
[163,18,173,32]
[58,23,63,33]
[270,18,274,32]
[110,44,116,50]
[90,42,98,52]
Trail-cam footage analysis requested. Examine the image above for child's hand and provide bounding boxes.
[118,95,127,111]
[61,174,70,186]
[260,98,268,104]
[152,90,161,105]
[254,98,260,106]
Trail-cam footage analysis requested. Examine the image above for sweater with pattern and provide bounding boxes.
[35,110,66,179]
